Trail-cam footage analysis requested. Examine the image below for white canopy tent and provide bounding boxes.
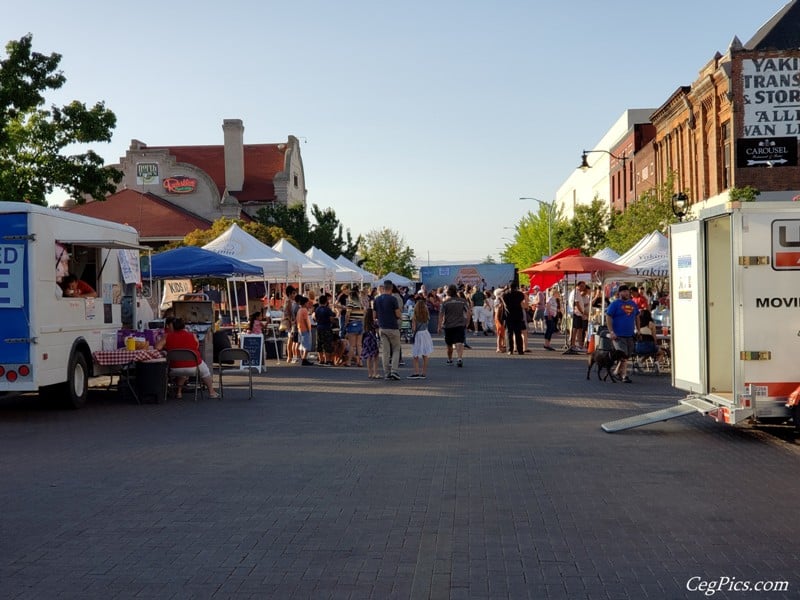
[613,230,669,279]
[202,224,293,325]
[336,255,378,284]
[272,238,328,285]
[380,271,414,288]
[202,224,290,280]
[305,246,360,285]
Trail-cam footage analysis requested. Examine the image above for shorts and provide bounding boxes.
[317,328,335,353]
[169,361,211,379]
[612,336,635,358]
[346,321,363,334]
[443,326,466,347]
[299,331,312,352]
[534,308,545,320]
[572,315,586,330]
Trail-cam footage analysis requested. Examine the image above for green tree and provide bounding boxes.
[255,203,311,249]
[558,196,610,255]
[501,204,564,275]
[606,173,680,252]
[180,217,291,249]
[481,254,496,264]
[309,204,361,259]
[359,228,415,278]
[0,34,122,204]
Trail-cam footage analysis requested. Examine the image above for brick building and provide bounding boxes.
[650,0,800,215]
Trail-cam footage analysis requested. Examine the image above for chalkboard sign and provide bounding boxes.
[238,334,264,373]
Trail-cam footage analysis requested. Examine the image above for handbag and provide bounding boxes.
[278,318,291,332]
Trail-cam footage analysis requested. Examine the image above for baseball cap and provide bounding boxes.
[533,285,540,290]
[617,285,629,292]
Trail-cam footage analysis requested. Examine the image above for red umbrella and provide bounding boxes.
[526,255,628,355]
[525,254,628,276]
[520,247,581,290]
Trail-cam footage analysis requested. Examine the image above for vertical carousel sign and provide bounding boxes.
[739,56,800,167]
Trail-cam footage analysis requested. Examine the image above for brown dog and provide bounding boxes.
[586,348,627,382]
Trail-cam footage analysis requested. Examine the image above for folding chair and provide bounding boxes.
[166,348,203,402]
[217,347,253,399]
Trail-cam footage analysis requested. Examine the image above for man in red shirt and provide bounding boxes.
[156,317,219,398]
[630,288,649,312]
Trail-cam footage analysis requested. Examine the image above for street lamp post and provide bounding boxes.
[578,149,629,171]
[519,197,554,257]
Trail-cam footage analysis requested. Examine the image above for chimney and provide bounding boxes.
[222,119,244,192]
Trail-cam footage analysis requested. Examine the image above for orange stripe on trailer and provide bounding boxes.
[774,251,800,267]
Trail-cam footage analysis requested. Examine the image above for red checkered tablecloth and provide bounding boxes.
[92,349,164,366]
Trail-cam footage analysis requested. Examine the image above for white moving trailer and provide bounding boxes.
[0,202,146,408]
[604,201,797,432]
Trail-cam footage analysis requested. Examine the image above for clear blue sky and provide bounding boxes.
[2,1,788,264]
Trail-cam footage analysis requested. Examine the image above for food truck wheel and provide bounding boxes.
[61,352,89,409]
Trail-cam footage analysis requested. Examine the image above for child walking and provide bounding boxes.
[409,298,434,379]
[361,308,381,379]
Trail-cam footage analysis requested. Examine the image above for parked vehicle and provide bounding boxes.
[0,202,145,407]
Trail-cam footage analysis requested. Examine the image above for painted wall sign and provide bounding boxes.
[136,162,160,185]
[162,176,197,194]
[736,137,798,167]
[742,57,800,138]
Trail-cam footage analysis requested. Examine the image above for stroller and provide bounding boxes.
[399,312,413,343]
[631,335,666,375]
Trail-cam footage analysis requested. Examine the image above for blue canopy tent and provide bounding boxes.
[142,246,264,322]
[142,246,263,279]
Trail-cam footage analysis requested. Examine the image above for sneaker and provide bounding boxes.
[544,346,556,352]
[389,372,401,380]
[457,359,463,368]
[446,359,453,365]
[290,357,300,363]
[418,374,426,379]
[407,373,420,379]
[622,376,633,383]
[464,344,472,349]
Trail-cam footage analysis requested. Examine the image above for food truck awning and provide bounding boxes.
[57,239,151,251]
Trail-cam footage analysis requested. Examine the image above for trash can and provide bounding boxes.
[135,360,168,404]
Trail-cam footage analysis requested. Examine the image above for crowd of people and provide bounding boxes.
[237,278,671,384]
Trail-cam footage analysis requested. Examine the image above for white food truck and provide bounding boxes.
[0,202,146,408]
[604,201,798,432]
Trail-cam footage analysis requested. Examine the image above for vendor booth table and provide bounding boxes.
[93,349,165,404]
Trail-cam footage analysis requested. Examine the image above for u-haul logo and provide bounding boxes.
[772,219,800,270]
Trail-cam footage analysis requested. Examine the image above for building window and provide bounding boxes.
[293,174,299,188]
[721,121,731,189]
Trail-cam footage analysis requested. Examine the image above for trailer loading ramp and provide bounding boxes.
[601,397,718,433]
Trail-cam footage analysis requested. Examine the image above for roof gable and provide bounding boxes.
[149,143,287,202]
[745,0,800,50]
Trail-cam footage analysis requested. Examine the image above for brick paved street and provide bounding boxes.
[1,334,798,599]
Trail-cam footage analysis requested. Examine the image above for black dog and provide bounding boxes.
[586,349,627,382]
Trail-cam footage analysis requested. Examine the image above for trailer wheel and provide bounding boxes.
[63,352,89,409]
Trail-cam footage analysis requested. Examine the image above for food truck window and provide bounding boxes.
[56,242,99,298]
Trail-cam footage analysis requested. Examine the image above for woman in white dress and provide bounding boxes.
[409,297,434,379]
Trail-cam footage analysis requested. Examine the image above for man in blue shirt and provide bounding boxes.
[605,284,640,383]
[373,280,402,380]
